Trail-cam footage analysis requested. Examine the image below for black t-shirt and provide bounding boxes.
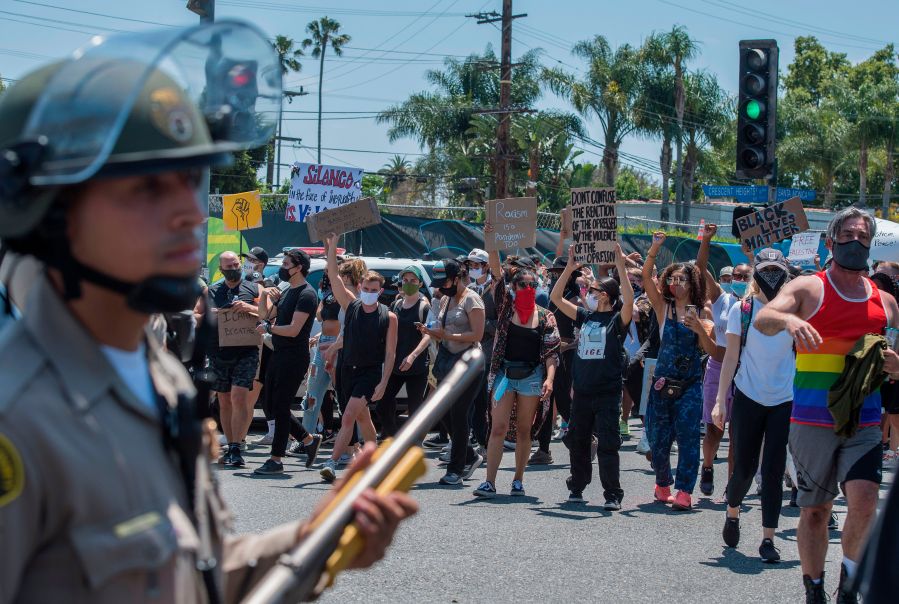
[343,299,389,368]
[208,279,259,358]
[572,307,626,393]
[549,290,580,340]
[272,283,317,353]
[392,297,430,375]
[320,293,341,322]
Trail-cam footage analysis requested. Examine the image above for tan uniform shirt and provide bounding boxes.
[0,278,300,603]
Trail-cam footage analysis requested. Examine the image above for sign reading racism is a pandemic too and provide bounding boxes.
[570,188,617,263]
[735,196,810,250]
[485,197,538,251]
[284,162,363,224]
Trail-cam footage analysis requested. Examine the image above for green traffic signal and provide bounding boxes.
[745,99,761,120]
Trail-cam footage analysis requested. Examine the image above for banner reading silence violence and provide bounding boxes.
[284,161,364,224]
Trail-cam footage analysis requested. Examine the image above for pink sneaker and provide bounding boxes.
[671,490,693,510]
[654,485,673,503]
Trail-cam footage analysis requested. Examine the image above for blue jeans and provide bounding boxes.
[647,383,702,493]
[301,335,336,434]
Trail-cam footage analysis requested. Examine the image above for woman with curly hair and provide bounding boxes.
[642,232,717,510]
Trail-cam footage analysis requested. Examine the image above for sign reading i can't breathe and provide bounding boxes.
[570,188,617,263]
[736,196,810,250]
[484,197,537,251]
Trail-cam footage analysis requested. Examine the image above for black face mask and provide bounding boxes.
[832,240,870,272]
[438,278,457,297]
[278,266,294,282]
[754,269,788,302]
[221,268,242,283]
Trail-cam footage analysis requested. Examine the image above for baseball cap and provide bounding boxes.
[400,265,425,282]
[511,257,536,270]
[466,248,489,264]
[241,246,269,264]
[441,258,463,283]
[719,266,734,278]
[754,248,788,270]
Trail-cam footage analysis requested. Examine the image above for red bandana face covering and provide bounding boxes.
[513,286,537,324]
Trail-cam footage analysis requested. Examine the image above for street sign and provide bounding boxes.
[703,185,816,203]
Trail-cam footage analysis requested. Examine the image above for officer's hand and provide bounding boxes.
[298,443,418,568]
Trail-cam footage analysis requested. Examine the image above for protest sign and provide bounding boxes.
[872,217,899,262]
[560,207,572,235]
[484,197,537,251]
[306,197,381,243]
[284,162,363,224]
[223,191,262,231]
[569,188,617,263]
[735,197,810,250]
[787,231,820,263]
[218,309,261,347]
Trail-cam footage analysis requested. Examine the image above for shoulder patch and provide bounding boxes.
[0,434,24,508]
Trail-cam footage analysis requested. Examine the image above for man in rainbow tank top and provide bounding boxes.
[756,207,899,604]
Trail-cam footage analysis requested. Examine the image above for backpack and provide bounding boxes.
[391,296,428,326]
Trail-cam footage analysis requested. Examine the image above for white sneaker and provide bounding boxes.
[636,431,651,455]
[218,434,228,447]
[337,452,354,466]
[320,459,338,482]
[440,443,452,453]
[503,440,516,451]
[253,433,275,447]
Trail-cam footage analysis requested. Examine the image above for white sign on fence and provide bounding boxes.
[284,162,364,224]
[787,231,820,263]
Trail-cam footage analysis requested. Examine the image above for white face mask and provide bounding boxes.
[242,260,256,276]
[469,268,483,280]
[585,293,599,311]
[360,291,379,305]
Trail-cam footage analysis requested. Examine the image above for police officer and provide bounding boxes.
[0,22,416,603]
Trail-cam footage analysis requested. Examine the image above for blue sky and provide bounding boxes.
[1,0,896,183]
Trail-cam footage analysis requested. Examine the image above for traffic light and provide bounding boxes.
[205,57,260,141]
[736,40,778,179]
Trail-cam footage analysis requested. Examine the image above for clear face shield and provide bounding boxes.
[20,19,282,187]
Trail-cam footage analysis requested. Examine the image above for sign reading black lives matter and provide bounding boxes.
[570,188,617,263]
[735,196,810,250]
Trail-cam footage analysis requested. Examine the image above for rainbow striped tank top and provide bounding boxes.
[792,271,887,427]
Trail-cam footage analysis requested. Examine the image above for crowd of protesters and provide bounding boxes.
[172,206,899,604]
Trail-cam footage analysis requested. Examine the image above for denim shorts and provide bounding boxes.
[496,364,544,398]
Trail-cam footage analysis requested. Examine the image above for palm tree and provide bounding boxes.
[681,70,730,217]
[543,36,644,187]
[511,111,584,197]
[379,155,411,192]
[267,35,304,187]
[303,17,350,163]
[642,26,699,222]
[634,62,677,221]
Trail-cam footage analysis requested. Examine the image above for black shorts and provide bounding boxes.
[210,349,259,392]
[881,379,899,414]
[340,365,382,407]
[257,345,272,384]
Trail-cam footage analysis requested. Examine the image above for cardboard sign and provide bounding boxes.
[285,162,363,224]
[222,190,262,231]
[570,188,617,263]
[787,231,820,263]
[485,197,537,251]
[218,309,261,347]
[736,197,810,250]
[560,207,572,235]
[306,197,381,243]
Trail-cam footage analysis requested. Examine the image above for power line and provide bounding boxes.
[0,9,131,33]
[12,0,179,27]
[217,1,468,18]
[0,15,96,36]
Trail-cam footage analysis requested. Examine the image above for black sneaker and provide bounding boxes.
[228,445,245,468]
[723,516,740,548]
[700,466,714,496]
[321,430,337,445]
[759,538,780,563]
[568,491,586,503]
[473,481,496,498]
[790,486,799,508]
[304,434,322,468]
[253,459,284,475]
[219,449,233,465]
[828,513,839,531]
[803,574,828,604]
[423,435,450,450]
[604,498,621,511]
[836,564,858,604]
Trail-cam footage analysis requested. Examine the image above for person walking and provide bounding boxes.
[712,249,795,562]
[551,244,633,509]
[755,208,899,602]
[641,232,717,511]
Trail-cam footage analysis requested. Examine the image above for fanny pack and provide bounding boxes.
[503,360,539,380]
[653,376,697,400]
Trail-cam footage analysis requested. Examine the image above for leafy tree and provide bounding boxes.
[681,70,730,211]
[378,155,411,192]
[783,36,849,107]
[543,36,645,187]
[303,17,350,163]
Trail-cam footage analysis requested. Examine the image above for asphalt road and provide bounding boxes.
[217,421,894,603]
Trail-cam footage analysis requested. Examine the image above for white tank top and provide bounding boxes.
[711,292,738,348]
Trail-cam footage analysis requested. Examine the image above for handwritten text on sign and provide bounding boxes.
[218,310,261,347]
[306,197,382,243]
[570,188,617,263]
[284,162,363,224]
[484,197,537,251]
[787,231,820,263]
[736,197,810,250]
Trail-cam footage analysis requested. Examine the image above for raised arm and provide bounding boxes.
[325,232,354,310]
[642,232,666,318]
[615,244,634,327]
[485,222,504,282]
[696,223,723,304]
[549,244,581,321]
[754,275,822,351]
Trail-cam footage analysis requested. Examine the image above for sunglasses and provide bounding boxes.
[666,277,688,285]
[516,281,538,290]
[732,274,750,282]
[588,287,605,295]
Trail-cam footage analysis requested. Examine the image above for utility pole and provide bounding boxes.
[468,2,526,200]
[274,89,308,189]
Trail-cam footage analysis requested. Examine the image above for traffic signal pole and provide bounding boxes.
[736,40,778,205]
